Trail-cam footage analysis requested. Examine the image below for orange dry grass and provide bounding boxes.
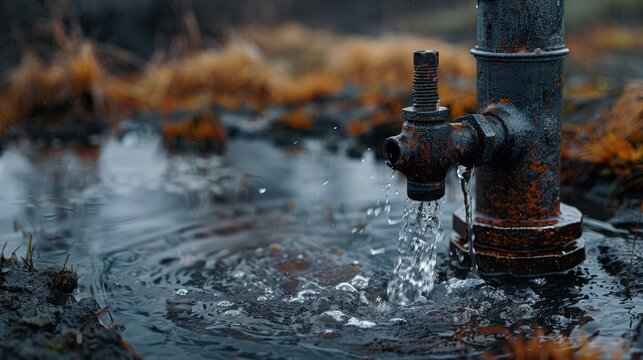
[0,21,475,135]
[162,110,226,142]
[567,81,643,176]
[327,35,475,89]
[480,327,620,360]
[134,44,280,112]
[568,25,643,60]
[235,24,338,75]
[277,107,314,131]
[0,13,117,131]
[276,71,344,104]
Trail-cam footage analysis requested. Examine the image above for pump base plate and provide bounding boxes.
[450,203,585,275]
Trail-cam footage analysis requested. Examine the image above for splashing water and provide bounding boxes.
[457,165,478,278]
[387,199,444,305]
[384,171,400,225]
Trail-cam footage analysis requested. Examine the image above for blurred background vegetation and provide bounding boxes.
[1,0,641,65]
[0,0,640,216]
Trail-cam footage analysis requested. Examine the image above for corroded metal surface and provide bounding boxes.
[451,203,585,275]
[453,204,582,251]
[450,235,586,275]
[384,110,508,201]
[384,0,585,275]
[384,51,508,201]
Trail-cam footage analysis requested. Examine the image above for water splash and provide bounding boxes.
[384,171,400,225]
[387,199,444,305]
[457,165,479,278]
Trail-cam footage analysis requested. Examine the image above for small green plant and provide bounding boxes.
[21,234,36,272]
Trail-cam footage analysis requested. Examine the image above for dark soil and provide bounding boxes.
[0,260,139,360]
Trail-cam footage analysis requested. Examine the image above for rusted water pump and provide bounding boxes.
[384,0,584,275]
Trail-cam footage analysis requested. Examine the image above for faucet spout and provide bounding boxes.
[384,111,507,201]
[383,50,508,201]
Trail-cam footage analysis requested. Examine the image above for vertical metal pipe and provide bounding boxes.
[472,0,568,222]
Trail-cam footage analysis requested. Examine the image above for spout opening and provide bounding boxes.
[407,180,446,201]
[384,138,402,168]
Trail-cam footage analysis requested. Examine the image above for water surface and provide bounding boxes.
[0,132,640,359]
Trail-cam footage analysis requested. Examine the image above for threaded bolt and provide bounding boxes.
[412,50,439,111]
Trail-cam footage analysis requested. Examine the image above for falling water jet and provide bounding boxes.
[387,199,443,305]
[457,165,479,279]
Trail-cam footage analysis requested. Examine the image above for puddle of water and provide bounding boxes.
[0,133,640,359]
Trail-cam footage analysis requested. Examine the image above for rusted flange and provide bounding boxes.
[450,203,585,275]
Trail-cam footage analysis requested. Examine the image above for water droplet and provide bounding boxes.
[333,126,338,130]
[361,159,365,163]
[395,190,399,195]
[370,247,385,255]
[258,187,267,194]
[367,147,371,151]
[292,140,298,145]
[322,179,329,186]
[176,289,188,296]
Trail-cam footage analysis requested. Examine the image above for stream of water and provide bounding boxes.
[457,165,478,278]
[387,199,444,305]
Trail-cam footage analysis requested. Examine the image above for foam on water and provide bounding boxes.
[387,199,444,305]
[346,317,376,328]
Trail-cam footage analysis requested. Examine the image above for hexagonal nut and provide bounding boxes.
[465,113,496,163]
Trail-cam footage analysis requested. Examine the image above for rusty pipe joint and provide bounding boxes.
[384,109,507,201]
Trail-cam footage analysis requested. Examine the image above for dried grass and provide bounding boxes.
[565,81,643,176]
[162,109,226,143]
[0,15,637,166]
[479,327,621,360]
[568,25,643,59]
[0,19,477,134]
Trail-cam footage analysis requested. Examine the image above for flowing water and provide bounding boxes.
[0,128,640,359]
[457,165,478,278]
[387,199,443,305]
